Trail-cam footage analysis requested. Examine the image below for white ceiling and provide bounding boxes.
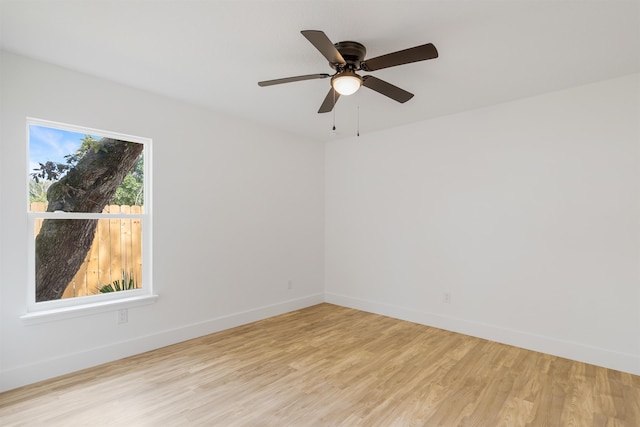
[1,0,639,142]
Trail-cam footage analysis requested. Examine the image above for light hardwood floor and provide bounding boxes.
[1,303,638,426]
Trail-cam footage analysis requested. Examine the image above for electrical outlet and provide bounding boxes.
[117,308,128,324]
[443,292,451,304]
[288,280,293,290]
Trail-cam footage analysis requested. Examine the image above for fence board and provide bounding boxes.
[131,205,143,284]
[108,206,123,291]
[120,205,132,274]
[85,226,101,296]
[97,211,112,289]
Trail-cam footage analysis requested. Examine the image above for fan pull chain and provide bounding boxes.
[357,92,360,137]
[332,89,336,132]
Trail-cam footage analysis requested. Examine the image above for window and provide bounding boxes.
[24,118,154,320]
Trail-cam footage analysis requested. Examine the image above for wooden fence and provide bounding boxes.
[31,202,143,298]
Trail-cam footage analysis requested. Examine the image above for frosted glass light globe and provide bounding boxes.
[331,71,362,96]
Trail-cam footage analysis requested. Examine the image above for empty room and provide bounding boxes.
[0,1,639,425]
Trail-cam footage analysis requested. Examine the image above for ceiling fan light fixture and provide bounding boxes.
[258,30,438,113]
[331,70,362,96]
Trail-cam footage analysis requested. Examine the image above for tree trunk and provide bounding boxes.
[35,138,143,302]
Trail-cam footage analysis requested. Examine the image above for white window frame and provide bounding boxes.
[22,118,156,324]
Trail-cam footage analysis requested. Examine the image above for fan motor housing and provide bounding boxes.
[332,41,366,70]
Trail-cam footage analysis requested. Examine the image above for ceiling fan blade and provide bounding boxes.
[361,43,438,71]
[362,75,414,103]
[318,88,340,113]
[258,73,330,87]
[301,30,346,65]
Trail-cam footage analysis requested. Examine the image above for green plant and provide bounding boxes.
[98,271,138,293]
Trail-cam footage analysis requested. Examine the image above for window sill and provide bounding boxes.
[21,294,159,325]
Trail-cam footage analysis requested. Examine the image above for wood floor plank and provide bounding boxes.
[1,303,638,426]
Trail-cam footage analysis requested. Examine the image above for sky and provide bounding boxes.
[28,125,96,175]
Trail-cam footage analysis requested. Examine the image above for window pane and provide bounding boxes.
[29,124,144,212]
[34,217,143,301]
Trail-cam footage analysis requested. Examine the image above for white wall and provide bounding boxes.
[0,51,325,391]
[325,74,640,375]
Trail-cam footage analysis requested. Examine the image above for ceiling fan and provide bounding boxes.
[258,30,438,113]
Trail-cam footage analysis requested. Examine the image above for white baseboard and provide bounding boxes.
[324,292,640,376]
[0,293,324,392]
